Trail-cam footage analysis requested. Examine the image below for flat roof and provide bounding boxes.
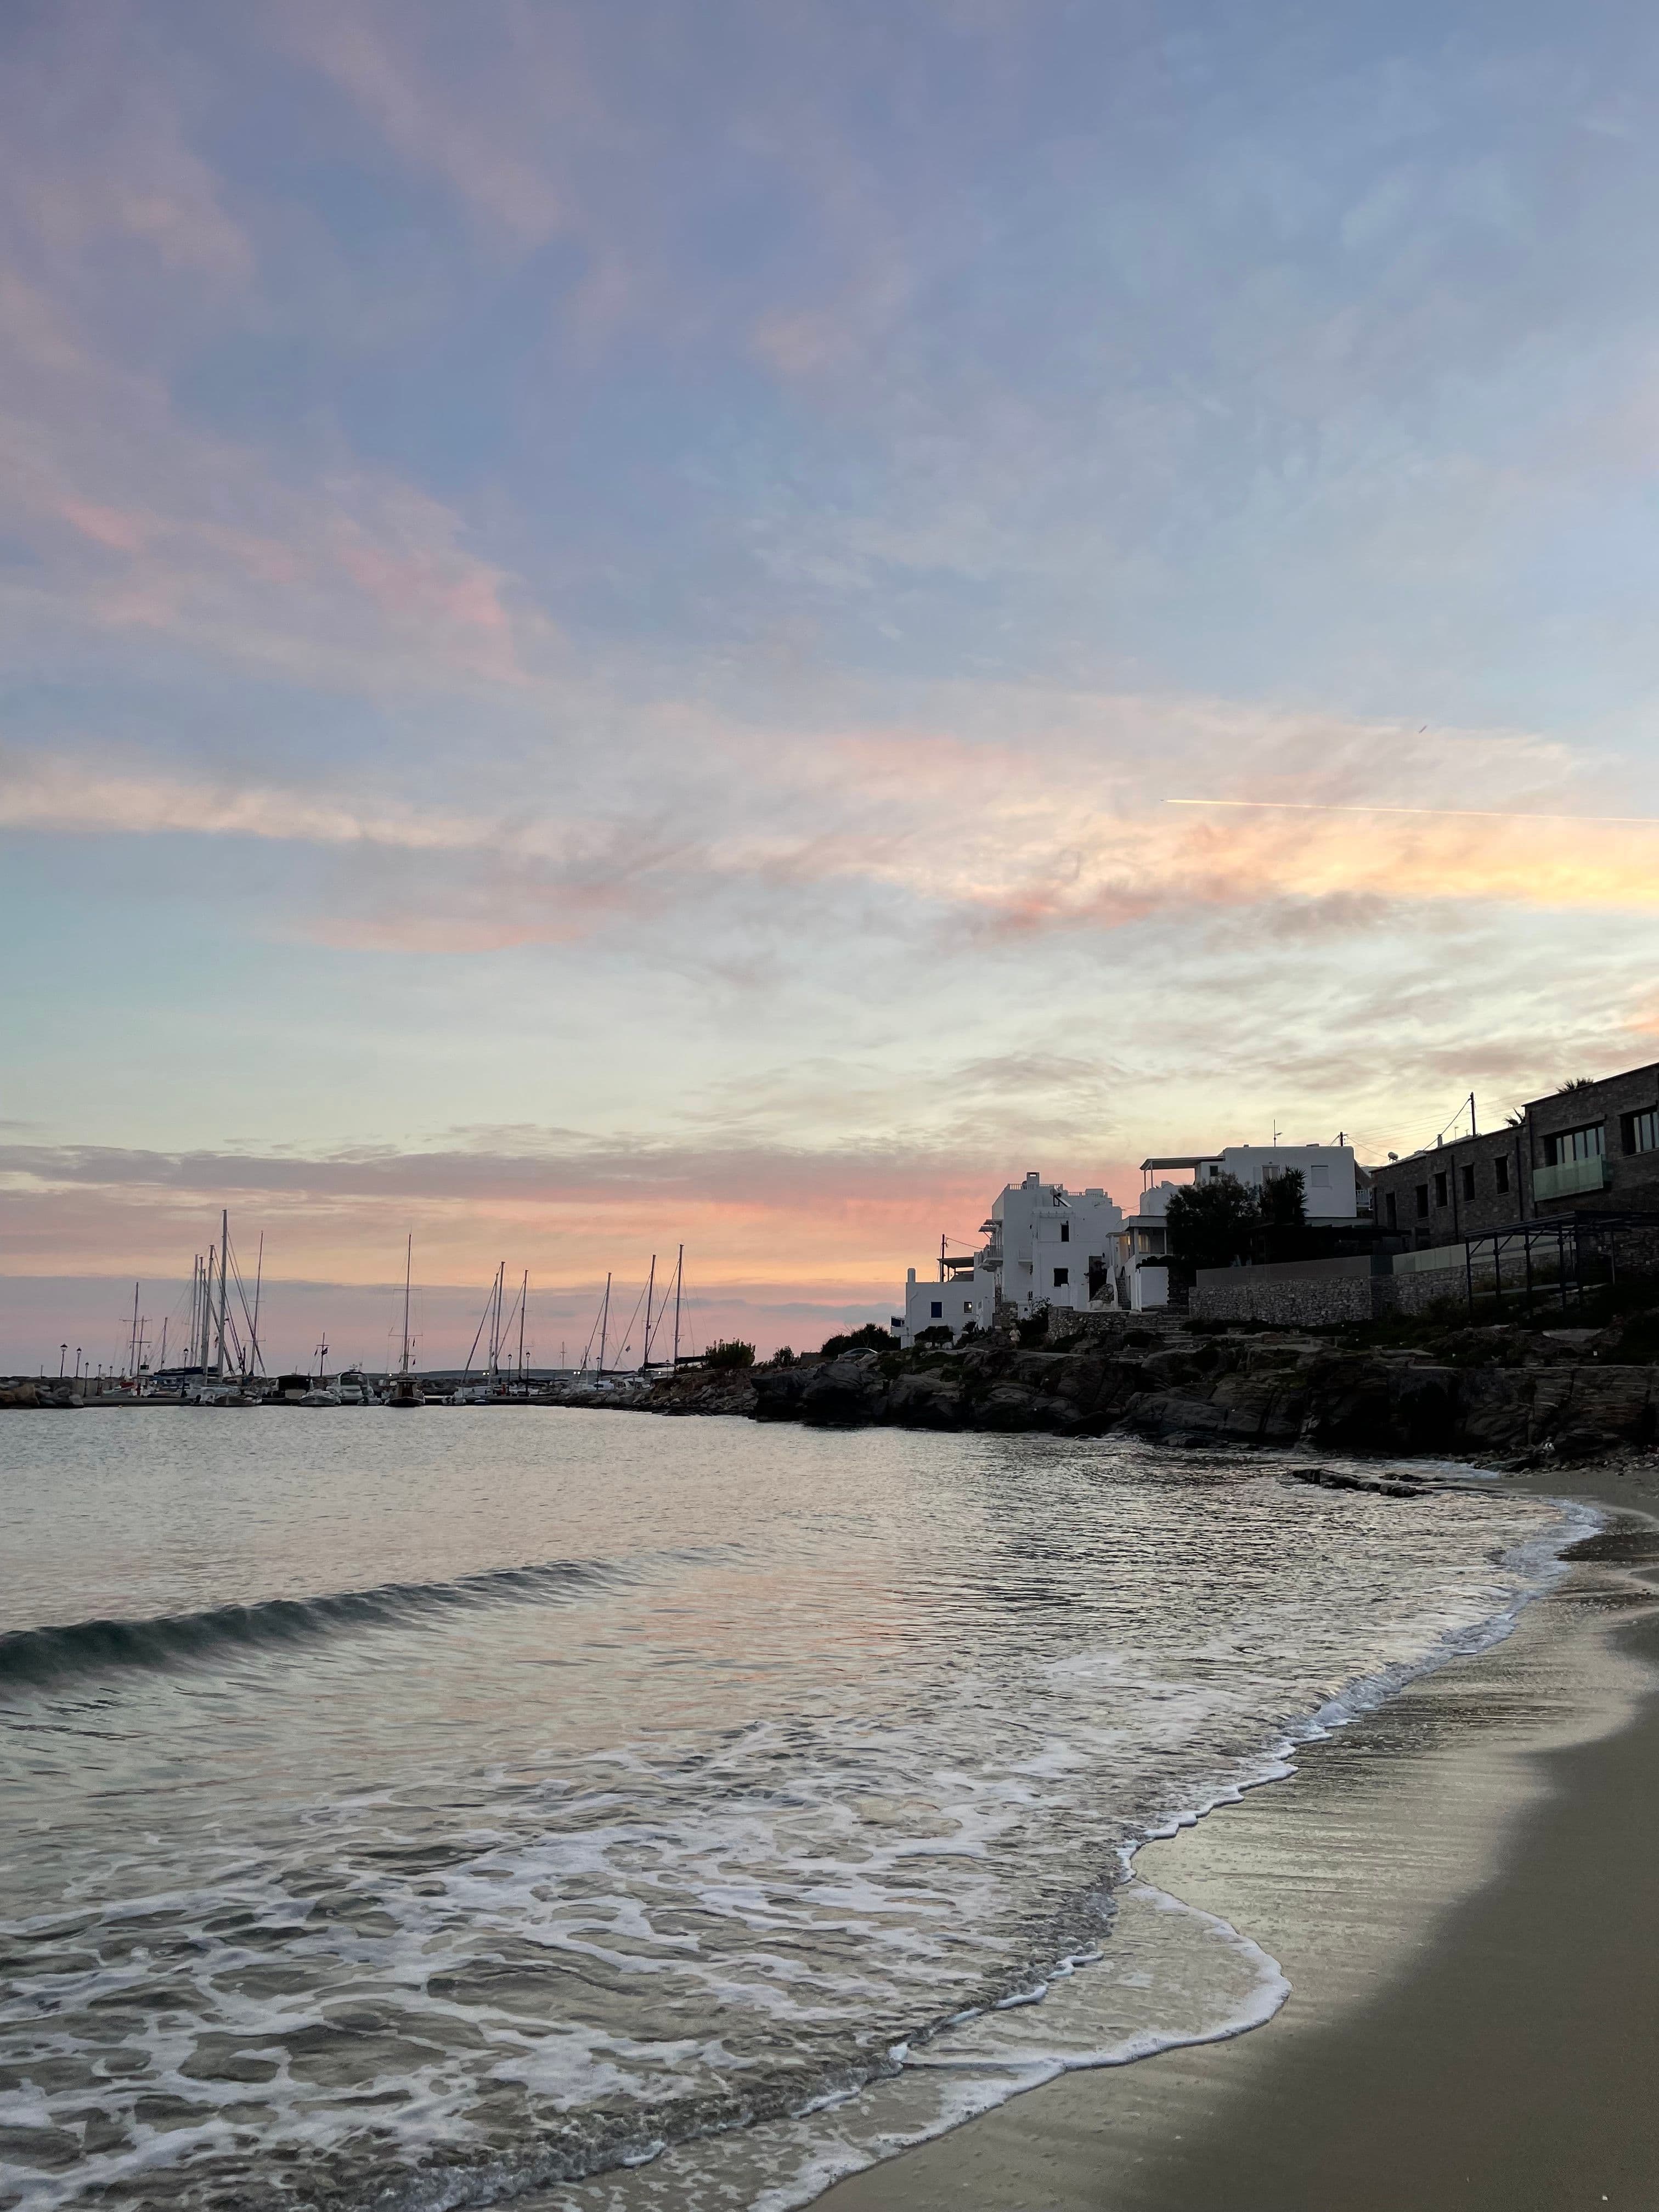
[1140,1155,1222,1171]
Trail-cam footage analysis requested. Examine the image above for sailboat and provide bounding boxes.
[189,1210,258,1406]
[388,1235,424,1408]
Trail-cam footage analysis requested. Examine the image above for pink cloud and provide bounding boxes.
[60,500,149,553]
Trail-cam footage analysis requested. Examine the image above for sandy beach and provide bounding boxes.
[821,1457,1659,2212]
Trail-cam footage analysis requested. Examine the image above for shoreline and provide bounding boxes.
[814,1458,1659,2210]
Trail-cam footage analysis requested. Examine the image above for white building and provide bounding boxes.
[896,1172,1124,1346]
[1104,1143,1366,1313]
[899,1262,983,1346]
[1109,1181,1178,1312]
[1145,1143,1364,1225]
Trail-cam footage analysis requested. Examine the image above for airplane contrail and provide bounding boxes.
[1164,798,1659,826]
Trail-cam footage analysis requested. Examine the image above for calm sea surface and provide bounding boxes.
[0,1409,1576,2211]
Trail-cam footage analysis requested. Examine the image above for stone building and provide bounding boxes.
[1368,1125,1528,1246]
[1367,1058,1659,1248]
[1525,1060,1659,1216]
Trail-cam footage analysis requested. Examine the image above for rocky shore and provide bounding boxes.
[613,1316,1659,1466]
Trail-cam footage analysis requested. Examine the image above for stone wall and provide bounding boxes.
[1190,1271,1375,1327]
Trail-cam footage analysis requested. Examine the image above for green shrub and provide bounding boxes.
[820,1323,895,1356]
[706,1339,757,1369]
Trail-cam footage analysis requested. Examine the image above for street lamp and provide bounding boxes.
[59,1344,67,1378]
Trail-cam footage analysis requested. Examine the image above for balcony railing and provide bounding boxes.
[1532,1155,1613,1205]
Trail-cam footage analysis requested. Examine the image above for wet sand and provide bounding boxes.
[820,1459,1659,2212]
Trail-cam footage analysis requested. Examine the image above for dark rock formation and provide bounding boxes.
[670,1330,1659,1463]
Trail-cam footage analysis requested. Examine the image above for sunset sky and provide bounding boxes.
[5,1,1659,1370]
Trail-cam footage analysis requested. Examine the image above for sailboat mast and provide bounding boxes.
[249,1233,264,1378]
[599,1272,611,1374]
[518,1271,527,1389]
[672,1244,683,1368]
[215,1211,229,1380]
[129,1281,140,1383]
[401,1235,413,1376]
[641,1255,655,1373]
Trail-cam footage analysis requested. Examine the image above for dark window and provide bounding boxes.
[1623,1109,1658,1156]
[1494,1156,1510,1194]
[1543,1122,1605,1166]
[1059,1221,1070,1242]
[1415,1184,1430,1218]
[1385,1192,1398,1229]
[1461,1166,1475,1201]
[1052,1267,1069,1287]
[1434,1172,1448,1206]
[930,1301,942,1318]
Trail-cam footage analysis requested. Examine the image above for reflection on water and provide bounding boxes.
[0,1409,1570,2209]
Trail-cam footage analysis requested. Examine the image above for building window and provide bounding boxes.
[1494,1156,1510,1194]
[1385,1192,1398,1229]
[1310,1163,1330,1189]
[1623,1109,1658,1156]
[1052,1267,1069,1287]
[1461,1165,1475,1201]
[1415,1184,1429,1218]
[1543,1123,1604,1167]
[1434,1171,1448,1206]
[930,1301,942,1318]
[1059,1221,1070,1242]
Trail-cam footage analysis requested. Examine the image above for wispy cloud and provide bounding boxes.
[4,699,1649,955]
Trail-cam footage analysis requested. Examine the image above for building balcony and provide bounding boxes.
[1532,1155,1613,1205]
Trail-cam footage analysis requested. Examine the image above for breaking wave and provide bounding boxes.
[0,1555,640,1691]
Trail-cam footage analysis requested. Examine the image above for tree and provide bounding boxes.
[1165,1175,1259,1282]
[1259,1166,1307,1263]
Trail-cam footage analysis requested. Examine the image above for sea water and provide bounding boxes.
[0,1409,1581,2210]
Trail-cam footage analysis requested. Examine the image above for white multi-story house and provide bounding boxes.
[1169,1143,1364,1225]
[1106,1143,1366,1312]
[896,1172,1124,1345]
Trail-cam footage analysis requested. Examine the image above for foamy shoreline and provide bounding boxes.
[809,1462,1659,2212]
